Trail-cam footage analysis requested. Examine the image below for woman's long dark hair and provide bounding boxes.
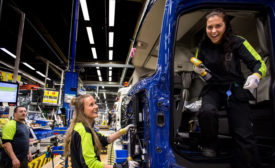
[200,8,234,71]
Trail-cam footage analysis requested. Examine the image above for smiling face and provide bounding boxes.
[83,96,98,120]
[206,15,226,44]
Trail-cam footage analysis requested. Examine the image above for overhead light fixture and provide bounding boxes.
[91,47,97,59]
[109,0,116,26]
[109,76,112,82]
[109,32,114,47]
[97,70,101,76]
[0,48,16,58]
[47,77,51,81]
[23,62,35,70]
[109,67,112,70]
[86,27,95,44]
[103,93,106,99]
[80,0,90,21]
[102,86,105,89]
[109,70,112,76]
[96,67,99,69]
[109,50,113,60]
[99,76,102,81]
[36,71,46,78]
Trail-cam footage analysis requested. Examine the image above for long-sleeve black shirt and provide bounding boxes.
[196,35,266,85]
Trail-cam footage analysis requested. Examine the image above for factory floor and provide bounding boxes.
[41,154,108,168]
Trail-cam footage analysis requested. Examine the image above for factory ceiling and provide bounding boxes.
[0,0,145,110]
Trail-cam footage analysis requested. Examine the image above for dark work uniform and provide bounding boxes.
[196,36,266,168]
[1,120,30,168]
[70,122,109,168]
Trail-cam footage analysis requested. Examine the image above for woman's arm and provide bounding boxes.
[107,124,135,143]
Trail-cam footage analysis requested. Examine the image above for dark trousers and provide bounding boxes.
[198,85,260,168]
[0,157,28,168]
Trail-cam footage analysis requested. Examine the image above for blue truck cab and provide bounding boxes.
[122,0,275,167]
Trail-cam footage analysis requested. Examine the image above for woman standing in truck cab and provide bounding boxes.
[194,8,266,168]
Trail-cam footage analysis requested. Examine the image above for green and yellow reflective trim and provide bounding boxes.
[2,120,16,140]
[195,48,199,58]
[74,123,104,168]
[242,40,267,78]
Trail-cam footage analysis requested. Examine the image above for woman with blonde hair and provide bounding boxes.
[64,94,136,168]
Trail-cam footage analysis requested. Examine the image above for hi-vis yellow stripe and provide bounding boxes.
[243,40,267,77]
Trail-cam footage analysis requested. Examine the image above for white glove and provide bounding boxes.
[120,124,136,135]
[124,124,136,132]
[243,73,260,91]
[128,160,139,168]
[194,66,206,75]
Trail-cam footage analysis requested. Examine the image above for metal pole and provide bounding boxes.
[67,0,75,71]
[70,0,79,72]
[13,11,25,82]
[59,70,64,105]
[0,0,4,23]
[44,61,49,89]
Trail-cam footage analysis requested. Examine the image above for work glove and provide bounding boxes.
[113,160,139,168]
[128,160,139,168]
[119,124,136,135]
[194,66,206,75]
[243,73,260,92]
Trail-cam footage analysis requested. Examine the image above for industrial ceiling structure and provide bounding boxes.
[0,0,145,110]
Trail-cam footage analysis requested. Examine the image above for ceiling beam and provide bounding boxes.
[83,81,123,87]
[76,62,134,68]
[86,91,118,96]
[0,60,44,86]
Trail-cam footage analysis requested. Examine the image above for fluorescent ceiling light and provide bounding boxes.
[91,48,97,59]
[109,32,114,47]
[109,50,113,60]
[80,0,90,21]
[86,27,95,44]
[0,48,16,58]
[47,78,51,81]
[36,71,46,78]
[103,93,106,99]
[99,76,102,81]
[23,62,35,70]
[109,76,112,82]
[102,86,105,89]
[109,70,112,76]
[96,67,99,69]
[109,0,116,26]
[109,67,112,70]
[97,70,101,76]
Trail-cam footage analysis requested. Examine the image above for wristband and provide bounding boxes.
[119,128,126,135]
[253,72,262,79]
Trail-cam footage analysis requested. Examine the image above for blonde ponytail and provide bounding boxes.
[63,94,102,157]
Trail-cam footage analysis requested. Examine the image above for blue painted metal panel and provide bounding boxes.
[128,0,275,167]
[63,72,78,125]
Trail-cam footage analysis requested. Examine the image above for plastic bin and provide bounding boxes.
[35,120,48,126]
[115,150,127,163]
[33,129,52,139]
[53,127,68,135]
[52,146,64,155]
